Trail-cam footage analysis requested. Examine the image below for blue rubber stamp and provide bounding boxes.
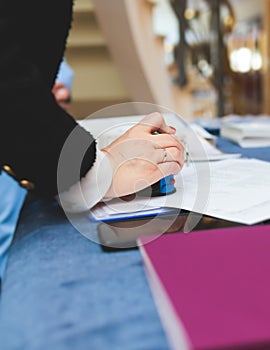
[149,130,177,196]
[150,175,176,196]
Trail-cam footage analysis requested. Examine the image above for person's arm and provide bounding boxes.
[102,113,184,199]
[58,113,184,213]
[0,5,95,197]
[58,149,113,212]
[0,6,184,212]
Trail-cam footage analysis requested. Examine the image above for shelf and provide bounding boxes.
[73,0,94,14]
[67,5,105,48]
[67,35,106,48]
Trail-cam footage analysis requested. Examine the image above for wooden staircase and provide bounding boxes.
[65,0,194,120]
[66,0,130,119]
[91,0,194,118]
[66,0,270,120]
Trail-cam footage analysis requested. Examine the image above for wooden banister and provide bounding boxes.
[92,0,175,109]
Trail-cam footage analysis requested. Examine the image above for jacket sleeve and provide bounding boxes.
[0,6,96,197]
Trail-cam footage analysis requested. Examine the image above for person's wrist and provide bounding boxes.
[99,149,115,199]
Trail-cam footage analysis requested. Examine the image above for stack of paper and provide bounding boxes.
[221,121,270,148]
[89,199,175,222]
[79,114,270,225]
[91,158,270,225]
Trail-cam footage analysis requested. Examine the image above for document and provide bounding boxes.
[80,114,269,224]
[91,158,270,225]
[186,133,240,161]
[89,199,175,222]
[221,121,270,148]
[166,158,270,224]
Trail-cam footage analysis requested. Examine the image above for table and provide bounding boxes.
[1,138,270,350]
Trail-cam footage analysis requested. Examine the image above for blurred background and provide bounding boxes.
[65,0,270,120]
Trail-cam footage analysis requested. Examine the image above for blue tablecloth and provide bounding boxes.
[0,199,169,350]
[216,137,270,162]
[0,138,270,350]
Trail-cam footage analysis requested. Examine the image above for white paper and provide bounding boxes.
[187,135,241,161]
[80,115,270,224]
[90,197,173,222]
[190,123,217,145]
[221,121,270,148]
[92,159,270,225]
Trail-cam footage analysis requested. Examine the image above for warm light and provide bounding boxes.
[229,46,263,73]
[251,51,263,71]
[198,59,213,78]
[223,15,234,29]
[184,8,196,20]
[229,47,252,73]
[229,50,239,72]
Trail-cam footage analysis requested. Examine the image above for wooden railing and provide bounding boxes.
[92,0,194,118]
[67,0,269,119]
[92,0,173,106]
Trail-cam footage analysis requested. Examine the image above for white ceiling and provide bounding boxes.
[231,0,263,22]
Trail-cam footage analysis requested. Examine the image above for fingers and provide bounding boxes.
[55,87,70,101]
[157,147,184,168]
[152,133,183,151]
[52,83,71,111]
[139,112,176,135]
[158,161,182,177]
[140,114,183,150]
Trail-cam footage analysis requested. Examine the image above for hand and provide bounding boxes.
[52,82,71,110]
[102,112,184,198]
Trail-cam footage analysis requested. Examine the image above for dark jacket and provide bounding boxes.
[0,0,96,197]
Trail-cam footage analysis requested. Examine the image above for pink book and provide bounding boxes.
[138,225,270,350]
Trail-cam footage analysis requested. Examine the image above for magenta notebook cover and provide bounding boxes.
[139,225,270,350]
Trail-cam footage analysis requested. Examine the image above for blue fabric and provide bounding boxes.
[56,58,74,92]
[217,137,270,162]
[0,59,72,282]
[0,140,269,350]
[0,172,26,280]
[0,199,169,350]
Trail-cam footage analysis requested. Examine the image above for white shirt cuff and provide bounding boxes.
[57,149,112,213]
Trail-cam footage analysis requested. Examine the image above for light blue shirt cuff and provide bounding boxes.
[56,58,74,92]
[0,172,27,280]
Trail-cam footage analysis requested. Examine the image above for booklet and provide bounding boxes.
[138,224,270,350]
[220,121,270,148]
[89,201,176,222]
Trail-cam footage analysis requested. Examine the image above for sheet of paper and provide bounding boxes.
[81,116,270,224]
[150,158,270,224]
[93,159,270,225]
[90,197,173,222]
[187,135,241,161]
[220,118,270,148]
[238,139,270,148]
[190,123,217,145]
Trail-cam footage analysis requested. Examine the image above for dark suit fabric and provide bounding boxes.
[0,0,96,197]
